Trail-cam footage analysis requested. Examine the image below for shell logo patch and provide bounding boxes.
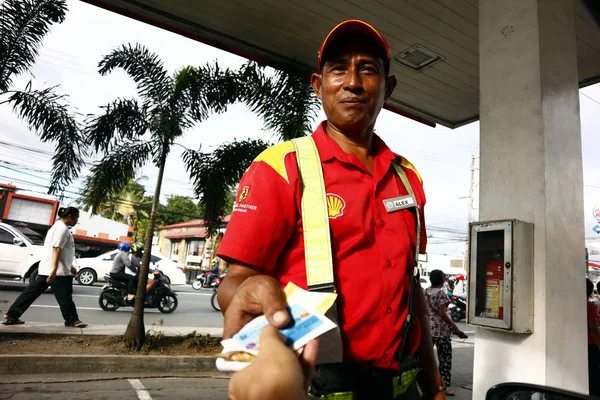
[238,186,249,202]
[326,193,346,219]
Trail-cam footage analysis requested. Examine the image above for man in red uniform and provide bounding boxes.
[218,19,445,399]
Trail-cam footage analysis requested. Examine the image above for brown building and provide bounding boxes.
[157,216,229,280]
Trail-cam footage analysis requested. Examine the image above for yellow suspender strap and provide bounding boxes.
[391,160,421,264]
[291,136,335,291]
[391,159,421,362]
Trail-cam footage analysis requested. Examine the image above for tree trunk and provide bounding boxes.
[123,157,167,350]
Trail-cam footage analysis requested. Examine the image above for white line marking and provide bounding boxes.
[175,292,212,296]
[128,379,153,400]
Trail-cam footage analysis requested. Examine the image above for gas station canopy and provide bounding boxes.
[82,0,600,128]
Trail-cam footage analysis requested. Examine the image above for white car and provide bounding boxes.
[0,222,45,284]
[76,249,187,286]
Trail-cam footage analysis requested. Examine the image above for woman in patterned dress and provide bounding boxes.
[425,269,468,396]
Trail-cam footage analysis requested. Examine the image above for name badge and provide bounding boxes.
[383,195,416,213]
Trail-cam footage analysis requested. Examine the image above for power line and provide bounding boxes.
[580,91,600,108]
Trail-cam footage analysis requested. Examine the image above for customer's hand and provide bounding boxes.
[229,325,318,400]
[71,266,78,276]
[223,275,290,339]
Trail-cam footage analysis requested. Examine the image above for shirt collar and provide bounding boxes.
[311,121,397,170]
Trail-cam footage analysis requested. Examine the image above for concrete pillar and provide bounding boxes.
[474,0,587,398]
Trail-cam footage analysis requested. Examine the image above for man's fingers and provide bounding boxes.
[222,305,254,339]
[254,279,289,328]
[301,338,319,388]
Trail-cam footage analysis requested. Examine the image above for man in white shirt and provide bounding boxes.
[3,207,87,327]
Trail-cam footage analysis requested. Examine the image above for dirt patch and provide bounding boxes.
[0,331,222,356]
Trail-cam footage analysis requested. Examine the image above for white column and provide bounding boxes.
[474,0,587,398]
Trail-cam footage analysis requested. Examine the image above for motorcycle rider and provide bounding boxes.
[203,258,221,288]
[129,242,160,303]
[109,242,136,301]
[453,273,467,300]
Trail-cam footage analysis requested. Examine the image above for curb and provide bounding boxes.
[1,354,218,375]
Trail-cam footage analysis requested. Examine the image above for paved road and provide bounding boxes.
[1,279,473,334]
[0,280,224,328]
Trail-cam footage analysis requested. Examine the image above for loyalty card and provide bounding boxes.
[216,283,337,372]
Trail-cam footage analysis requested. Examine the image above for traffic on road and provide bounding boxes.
[0,280,223,328]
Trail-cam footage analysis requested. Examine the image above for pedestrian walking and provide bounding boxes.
[587,278,600,396]
[2,206,87,328]
[425,269,468,396]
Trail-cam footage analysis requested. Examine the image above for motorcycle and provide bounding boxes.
[210,271,227,312]
[449,294,467,322]
[98,269,178,314]
[191,270,212,290]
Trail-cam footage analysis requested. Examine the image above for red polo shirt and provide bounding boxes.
[218,121,427,370]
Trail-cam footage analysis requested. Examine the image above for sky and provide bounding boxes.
[1,0,599,258]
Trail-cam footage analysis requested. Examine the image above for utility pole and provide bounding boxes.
[467,155,476,225]
[463,155,478,274]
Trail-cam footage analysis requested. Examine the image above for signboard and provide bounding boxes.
[593,204,600,235]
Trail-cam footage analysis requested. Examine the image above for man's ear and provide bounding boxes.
[311,72,323,100]
[384,75,397,101]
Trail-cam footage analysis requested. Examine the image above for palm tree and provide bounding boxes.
[184,63,321,235]
[81,178,146,223]
[0,0,85,193]
[83,43,243,348]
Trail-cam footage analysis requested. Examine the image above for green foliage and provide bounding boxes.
[82,141,153,214]
[239,62,320,141]
[0,0,67,92]
[99,43,171,111]
[0,0,84,194]
[188,64,320,235]
[7,86,86,193]
[84,98,148,153]
[184,139,270,234]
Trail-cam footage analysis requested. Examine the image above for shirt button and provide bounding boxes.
[386,306,392,314]
[379,219,385,227]
[386,260,391,268]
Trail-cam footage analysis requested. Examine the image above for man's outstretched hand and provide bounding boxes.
[229,325,318,400]
[222,275,290,339]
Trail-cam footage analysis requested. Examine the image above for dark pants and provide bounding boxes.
[110,272,137,295]
[6,275,79,325]
[590,344,600,397]
[432,336,453,387]
[205,273,217,287]
[310,364,420,400]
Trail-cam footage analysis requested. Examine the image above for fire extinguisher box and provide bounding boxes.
[467,219,534,333]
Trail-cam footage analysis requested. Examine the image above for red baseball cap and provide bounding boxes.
[318,19,391,72]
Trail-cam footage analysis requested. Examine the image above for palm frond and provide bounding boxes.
[7,86,85,193]
[0,0,67,92]
[183,139,270,235]
[98,43,172,110]
[174,62,242,122]
[82,140,153,214]
[85,98,148,153]
[241,62,320,141]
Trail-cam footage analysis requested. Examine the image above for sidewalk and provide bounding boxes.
[0,321,223,337]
